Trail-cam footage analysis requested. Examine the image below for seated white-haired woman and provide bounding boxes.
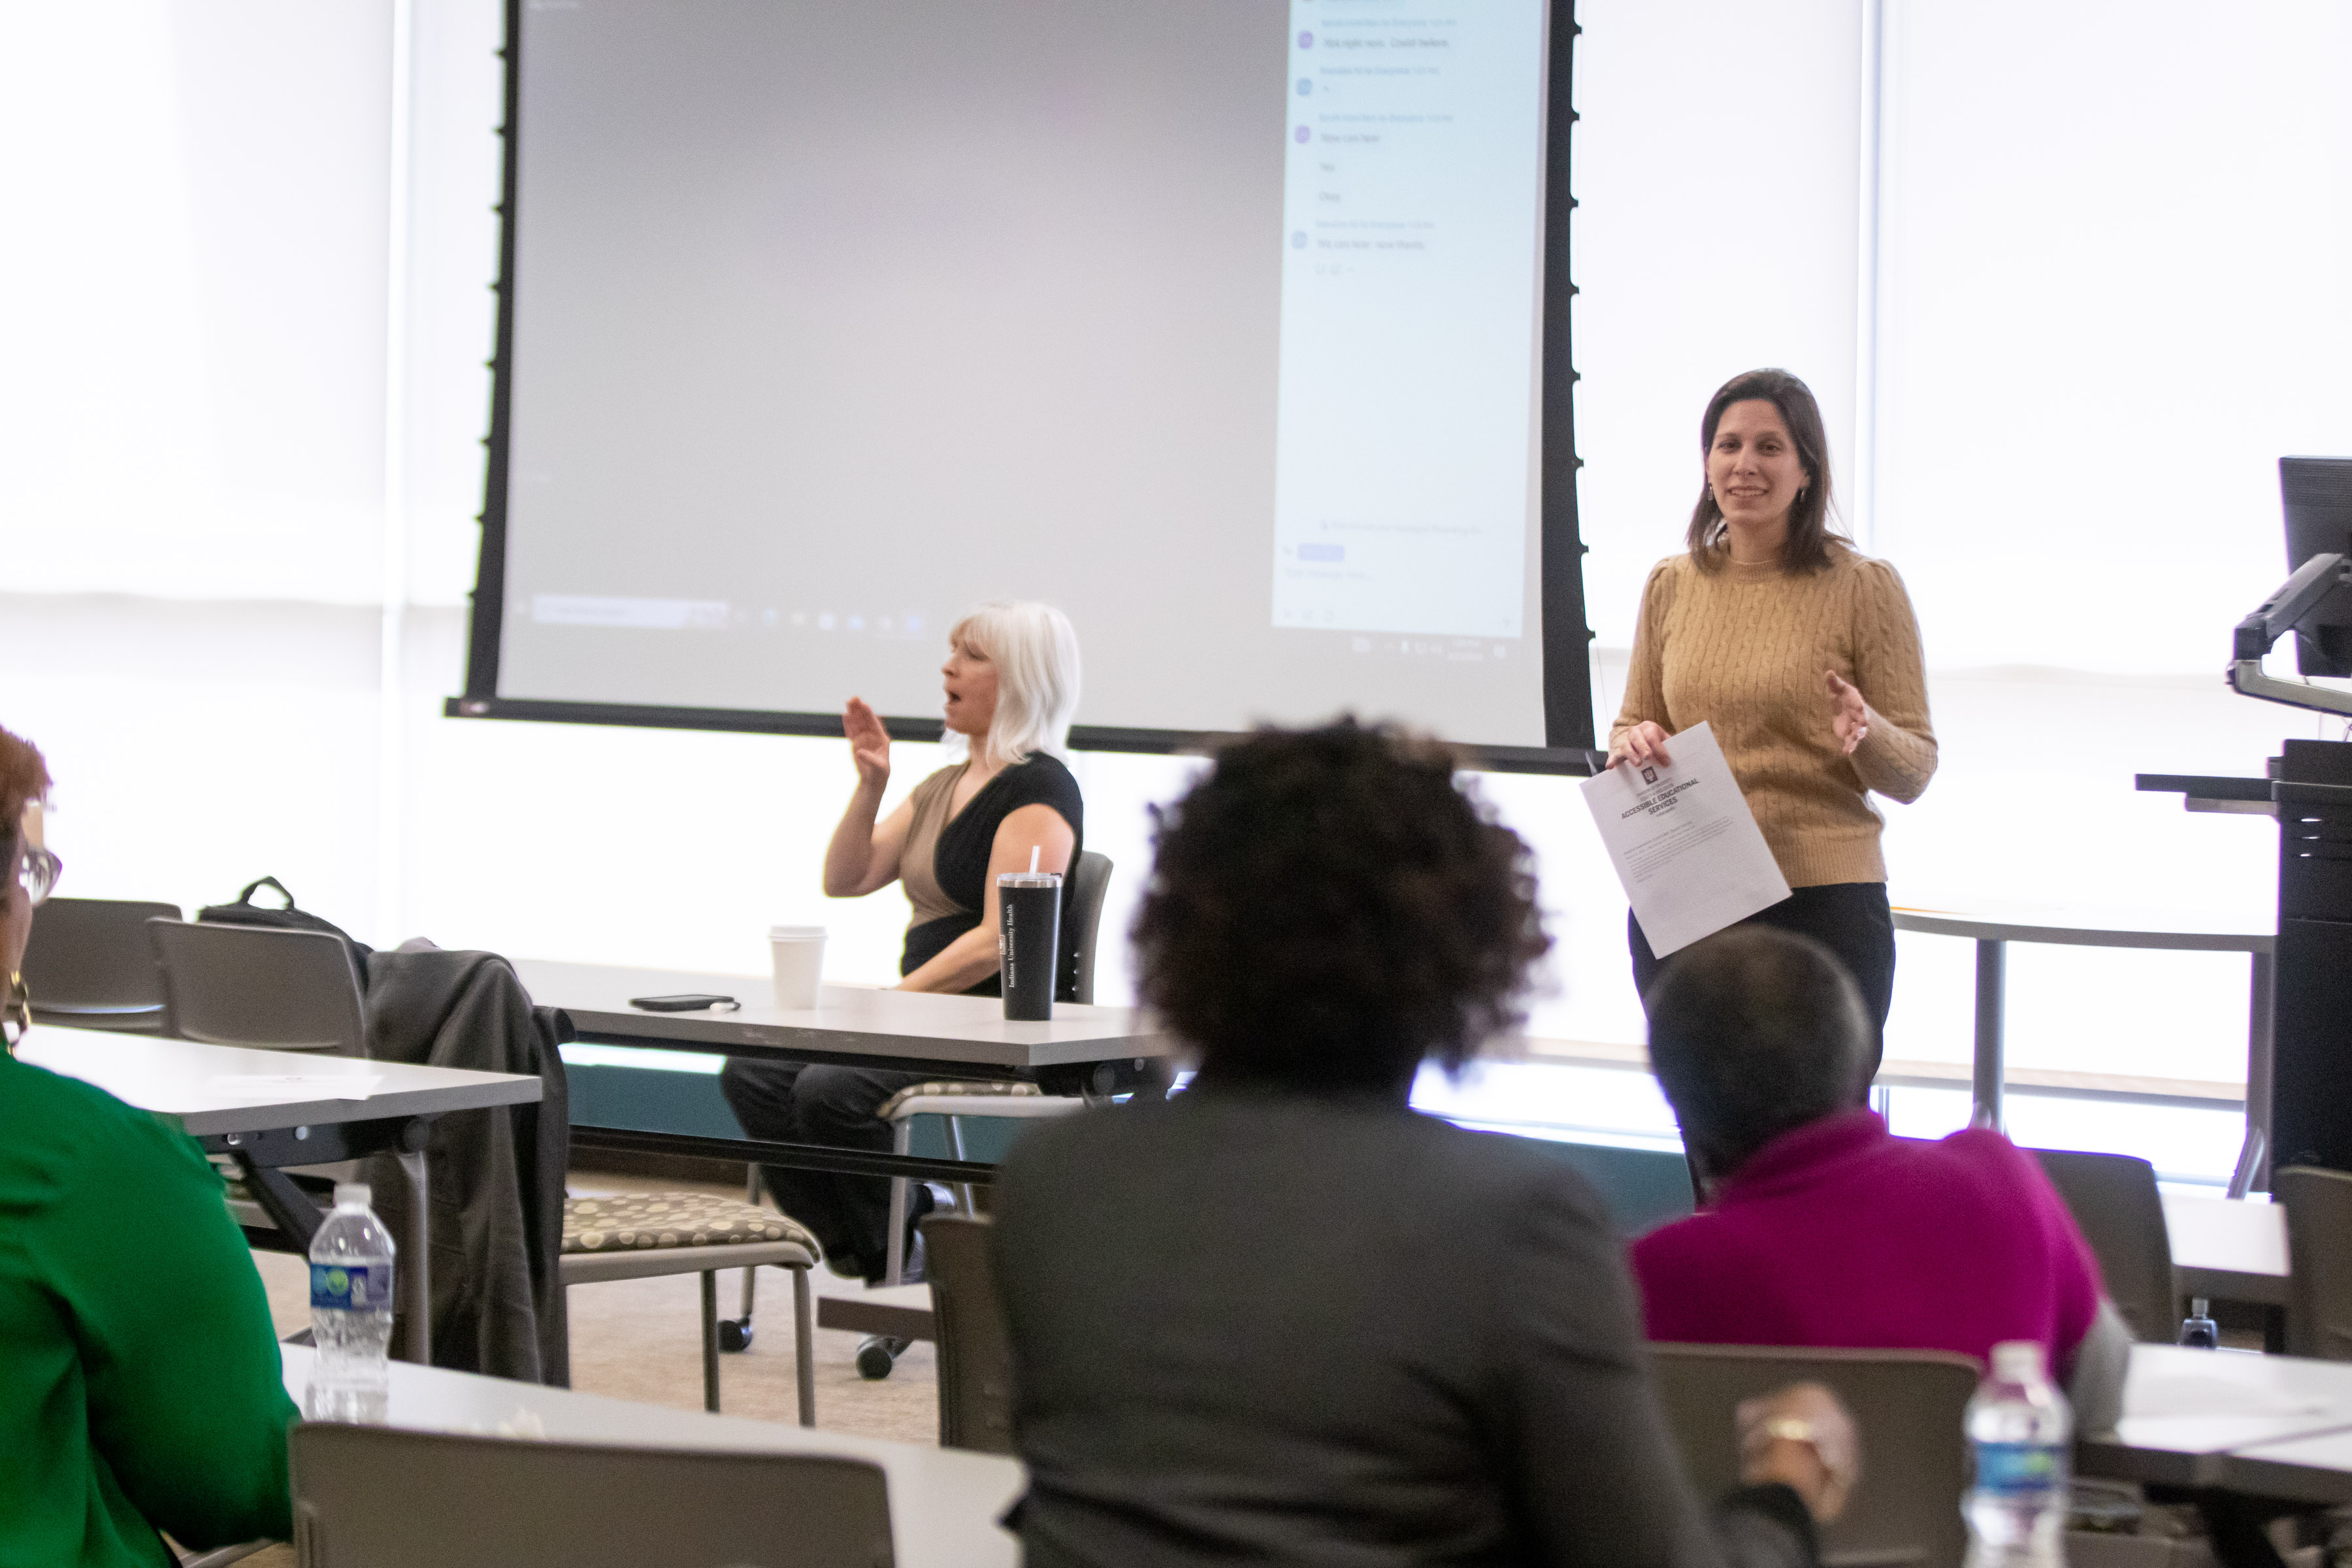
[721,602,1084,1282]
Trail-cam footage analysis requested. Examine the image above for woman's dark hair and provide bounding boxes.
[1645,926,1868,1178]
[1132,718,1548,1093]
[0,724,50,874]
[1685,367,1844,574]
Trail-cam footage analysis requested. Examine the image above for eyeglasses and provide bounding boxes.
[17,841,60,907]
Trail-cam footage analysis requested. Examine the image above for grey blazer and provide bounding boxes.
[992,1082,1816,1568]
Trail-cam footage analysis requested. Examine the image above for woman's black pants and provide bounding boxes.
[1629,880,1895,1088]
[717,1059,926,1282]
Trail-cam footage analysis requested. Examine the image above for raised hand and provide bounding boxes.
[1823,672,1870,755]
[1608,720,1673,770]
[843,696,891,791]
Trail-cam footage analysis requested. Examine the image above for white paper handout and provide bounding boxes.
[1579,721,1791,960]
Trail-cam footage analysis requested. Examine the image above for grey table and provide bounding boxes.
[2077,1345,2352,1490]
[20,1024,543,1365]
[2165,1192,2289,1309]
[276,1345,1022,1568]
[1887,909,2274,1192]
[2217,1427,2352,1506]
[518,960,1173,1088]
[518,959,1175,1184]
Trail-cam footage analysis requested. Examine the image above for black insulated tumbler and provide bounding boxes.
[998,870,1062,1021]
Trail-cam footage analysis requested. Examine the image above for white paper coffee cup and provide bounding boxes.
[768,926,826,1010]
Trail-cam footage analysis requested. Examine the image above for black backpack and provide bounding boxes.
[197,877,374,971]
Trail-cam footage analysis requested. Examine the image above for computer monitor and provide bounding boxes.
[2281,457,2352,678]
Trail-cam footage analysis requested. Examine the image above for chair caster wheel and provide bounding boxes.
[718,1318,753,1353]
[856,1334,909,1380]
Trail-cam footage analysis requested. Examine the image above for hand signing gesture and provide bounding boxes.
[843,697,891,791]
[1823,672,1870,756]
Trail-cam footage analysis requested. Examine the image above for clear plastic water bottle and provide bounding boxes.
[1963,1339,2072,1568]
[2179,1297,2219,1349]
[307,1183,395,1423]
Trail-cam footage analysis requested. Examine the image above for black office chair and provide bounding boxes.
[2030,1147,2178,1343]
[150,919,811,1411]
[1650,1343,1979,1568]
[921,1213,1016,1455]
[1063,848,1115,1009]
[146,919,368,1054]
[2275,1166,2352,1360]
[21,897,181,1032]
[289,1424,893,1567]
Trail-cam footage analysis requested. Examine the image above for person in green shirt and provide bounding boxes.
[1,725,298,1567]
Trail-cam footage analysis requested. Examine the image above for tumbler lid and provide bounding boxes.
[997,871,1062,887]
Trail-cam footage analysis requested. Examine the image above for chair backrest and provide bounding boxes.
[2275,1166,2352,1360]
[2029,1147,2176,1342]
[20,897,180,1030]
[289,1422,895,1567]
[1647,1343,1980,1568]
[920,1213,1016,1455]
[1065,850,1113,1007]
[146,919,367,1055]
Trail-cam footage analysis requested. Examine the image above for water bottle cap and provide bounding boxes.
[1991,1340,2046,1380]
[334,1183,372,1208]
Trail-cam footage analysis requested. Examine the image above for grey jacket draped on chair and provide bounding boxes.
[361,948,572,1384]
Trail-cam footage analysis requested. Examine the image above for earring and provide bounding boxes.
[3,971,27,1052]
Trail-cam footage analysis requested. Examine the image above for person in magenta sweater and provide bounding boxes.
[1629,926,2129,1430]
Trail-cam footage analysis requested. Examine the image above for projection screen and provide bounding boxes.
[454,0,1593,764]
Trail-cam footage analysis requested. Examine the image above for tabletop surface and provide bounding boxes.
[1889,906,2273,953]
[2082,1346,2352,1485]
[15,1025,542,1135]
[279,1346,1021,1568]
[2221,1427,2352,1501]
[518,958,1175,1070]
[2165,1192,2289,1281]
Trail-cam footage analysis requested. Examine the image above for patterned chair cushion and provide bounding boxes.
[877,1079,1047,1120]
[562,1192,815,1254]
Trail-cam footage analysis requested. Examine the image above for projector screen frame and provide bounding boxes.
[450,0,1597,777]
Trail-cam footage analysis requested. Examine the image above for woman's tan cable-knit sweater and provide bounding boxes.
[1610,543,1936,887]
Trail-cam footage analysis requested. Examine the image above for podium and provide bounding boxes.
[2142,738,2352,1184]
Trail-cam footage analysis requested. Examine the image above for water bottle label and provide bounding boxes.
[1974,1441,2067,1497]
[311,1264,390,1312]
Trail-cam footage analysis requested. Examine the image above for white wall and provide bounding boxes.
[0,3,393,602]
[1874,0,2352,674]
[9,0,2350,1183]
[1571,0,1865,648]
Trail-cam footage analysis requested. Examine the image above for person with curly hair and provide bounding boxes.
[990,719,1852,1568]
[0,725,299,1566]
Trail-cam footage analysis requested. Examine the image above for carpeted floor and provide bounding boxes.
[229,1170,941,1568]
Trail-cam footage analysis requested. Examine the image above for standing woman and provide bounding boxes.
[720,601,1084,1282]
[1610,369,1935,1077]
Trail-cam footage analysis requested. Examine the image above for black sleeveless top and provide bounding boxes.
[901,753,1085,1000]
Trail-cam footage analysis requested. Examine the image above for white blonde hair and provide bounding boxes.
[947,602,1081,764]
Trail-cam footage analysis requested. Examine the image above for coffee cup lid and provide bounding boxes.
[768,925,826,939]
